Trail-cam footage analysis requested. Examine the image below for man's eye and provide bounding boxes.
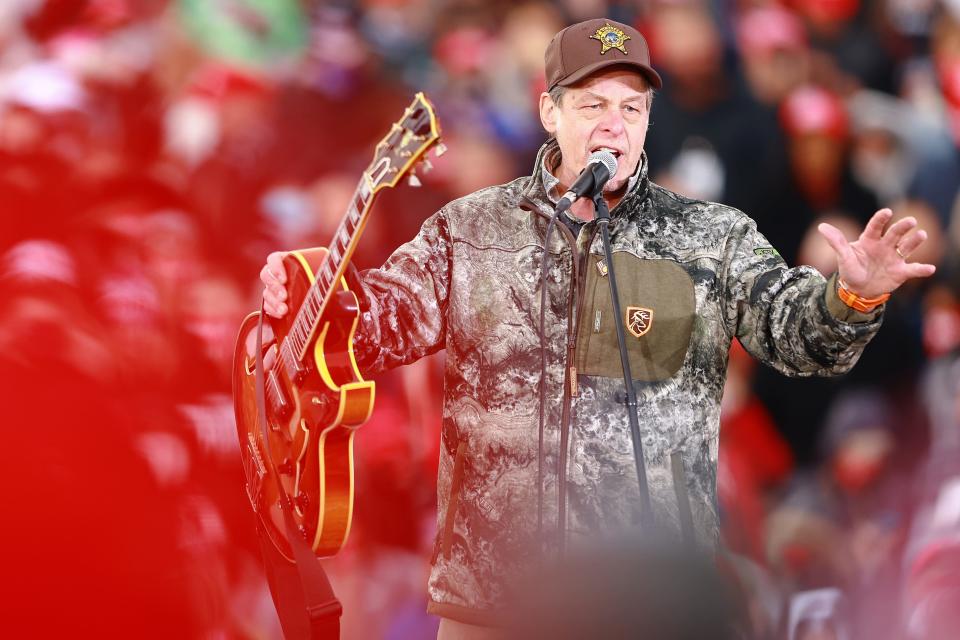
[581,104,601,110]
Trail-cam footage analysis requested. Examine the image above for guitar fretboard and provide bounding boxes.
[272,92,438,379]
[279,180,372,377]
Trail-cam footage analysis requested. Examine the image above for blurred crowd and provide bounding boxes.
[1,0,959,638]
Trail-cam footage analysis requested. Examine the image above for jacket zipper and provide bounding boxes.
[521,172,642,555]
[558,223,600,552]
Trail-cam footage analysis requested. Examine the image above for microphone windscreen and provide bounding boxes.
[588,150,618,178]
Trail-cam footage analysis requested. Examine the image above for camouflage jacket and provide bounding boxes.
[351,139,882,626]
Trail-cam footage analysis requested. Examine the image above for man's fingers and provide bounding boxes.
[265,251,287,284]
[262,268,286,287]
[258,266,287,302]
[264,301,288,318]
[895,229,927,259]
[268,252,287,283]
[259,252,290,318]
[263,286,285,306]
[862,208,893,240]
[904,262,936,279]
[818,222,854,262]
[260,264,274,288]
[882,216,918,247]
[263,287,288,318]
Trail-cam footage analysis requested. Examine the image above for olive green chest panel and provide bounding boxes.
[575,253,696,381]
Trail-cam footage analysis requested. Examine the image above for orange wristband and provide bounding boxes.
[837,278,890,313]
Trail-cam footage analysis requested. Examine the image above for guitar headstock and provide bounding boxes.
[365,92,443,193]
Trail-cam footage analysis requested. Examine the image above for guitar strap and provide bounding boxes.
[255,307,342,639]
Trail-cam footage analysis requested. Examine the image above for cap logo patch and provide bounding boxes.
[590,24,630,55]
[625,306,653,338]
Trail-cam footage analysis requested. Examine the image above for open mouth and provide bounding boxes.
[591,146,622,160]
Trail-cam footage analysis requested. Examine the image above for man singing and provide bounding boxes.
[260,18,934,638]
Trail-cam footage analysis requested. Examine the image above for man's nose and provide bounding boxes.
[599,107,626,134]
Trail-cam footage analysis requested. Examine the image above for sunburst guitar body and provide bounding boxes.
[232,93,442,560]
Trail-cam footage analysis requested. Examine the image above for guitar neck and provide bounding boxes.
[281,91,441,365]
[288,176,375,363]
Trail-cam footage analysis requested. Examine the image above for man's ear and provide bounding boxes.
[539,92,557,135]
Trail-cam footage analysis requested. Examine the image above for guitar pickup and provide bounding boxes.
[266,370,293,420]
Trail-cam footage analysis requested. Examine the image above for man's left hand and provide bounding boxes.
[817,208,937,299]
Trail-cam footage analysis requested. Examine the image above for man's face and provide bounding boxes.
[539,67,651,194]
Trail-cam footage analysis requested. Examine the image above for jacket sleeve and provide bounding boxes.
[346,207,452,376]
[721,215,883,377]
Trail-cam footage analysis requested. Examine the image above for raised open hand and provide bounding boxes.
[817,208,937,299]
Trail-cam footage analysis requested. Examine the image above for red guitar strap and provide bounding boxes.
[255,307,342,639]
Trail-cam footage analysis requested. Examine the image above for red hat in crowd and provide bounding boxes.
[790,0,860,23]
[737,6,807,57]
[780,85,849,140]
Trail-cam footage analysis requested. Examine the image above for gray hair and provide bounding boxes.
[549,85,567,108]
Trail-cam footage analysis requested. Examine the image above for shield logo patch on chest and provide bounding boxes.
[625,306,653,338]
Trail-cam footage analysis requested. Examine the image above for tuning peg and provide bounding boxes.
[408,172,422,187]
[421,159,433,174]
[434,142,447,157]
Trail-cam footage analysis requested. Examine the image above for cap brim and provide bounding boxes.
[556,59,663,90]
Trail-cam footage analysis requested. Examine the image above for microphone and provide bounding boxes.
[555,150,619,213]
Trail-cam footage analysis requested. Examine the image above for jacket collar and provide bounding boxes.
[520,138,650,219]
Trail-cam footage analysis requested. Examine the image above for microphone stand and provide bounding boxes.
[591,191,653,529]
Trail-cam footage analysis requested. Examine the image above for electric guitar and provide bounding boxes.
[233,93,442,560]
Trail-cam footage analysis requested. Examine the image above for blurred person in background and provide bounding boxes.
[847,88,960,228]
[719,341,794,565]
[901,472,960,640]
[775,84,879,259]
[0,238,209,636]
[260,15,938,639]
[902,315,960,640]
[925,2,960,145]
[789,0,897,95]
[819,389,915,640]
[735,5,811,108]
[643,1,786,236]
[915,332,960,441]
[764,474,857,596]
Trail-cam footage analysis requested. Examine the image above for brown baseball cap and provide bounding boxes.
[545,18,662,91]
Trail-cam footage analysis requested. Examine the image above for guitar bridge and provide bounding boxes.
[244,432,267,512]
